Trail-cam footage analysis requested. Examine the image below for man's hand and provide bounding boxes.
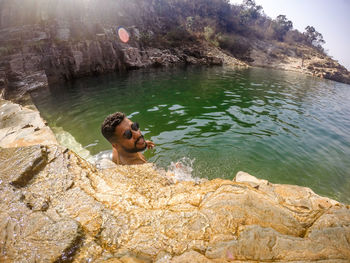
[145,140,155,149]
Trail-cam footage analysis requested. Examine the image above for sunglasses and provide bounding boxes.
[123,122,139,139]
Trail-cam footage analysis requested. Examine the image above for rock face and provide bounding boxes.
[248,39,350,84]
[0,141,349,262]
[1,0,350,260]
[0,22,224,103]
[0,99,57,147]
[1,0,350,88]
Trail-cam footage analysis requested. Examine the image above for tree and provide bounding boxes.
[239,0,263,25]
[304,25,325,49]
[272,15,293,41]
[243,0,262,18]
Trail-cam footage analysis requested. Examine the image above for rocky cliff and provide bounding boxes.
[0,0,349,99]
[0,23,226,103]
[0,0,232,102]
[248,39,350,84]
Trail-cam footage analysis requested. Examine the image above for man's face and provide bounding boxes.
[114,118,147,153]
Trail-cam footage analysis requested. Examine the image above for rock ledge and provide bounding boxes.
[1,141,349,262]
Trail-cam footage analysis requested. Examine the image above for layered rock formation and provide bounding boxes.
[1,142,350,262]
[0,22,224,103]
[1,0,349,101]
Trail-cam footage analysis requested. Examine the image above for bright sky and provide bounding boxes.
[230,0,350,70]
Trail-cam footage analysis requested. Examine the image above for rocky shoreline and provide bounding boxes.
[248,39,350,84]
[1,126,350,262]
[0,23,231,105]
[1,23,350,262]
[1,1,350,261]
[1,20,350,109]
[1,80,350,261]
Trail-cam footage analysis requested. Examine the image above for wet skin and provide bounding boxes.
[111,118,155,165]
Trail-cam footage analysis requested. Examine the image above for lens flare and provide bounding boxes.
[117,27,129,43]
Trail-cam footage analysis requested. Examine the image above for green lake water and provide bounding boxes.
[32,66,350,203]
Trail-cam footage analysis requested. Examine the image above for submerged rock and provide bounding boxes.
[0,143,349,262]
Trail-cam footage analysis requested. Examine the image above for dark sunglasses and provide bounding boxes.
[123,122,139,139]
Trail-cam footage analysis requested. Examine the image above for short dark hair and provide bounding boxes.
[101,112,125,143]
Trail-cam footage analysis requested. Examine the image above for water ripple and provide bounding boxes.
[32,67,350,204]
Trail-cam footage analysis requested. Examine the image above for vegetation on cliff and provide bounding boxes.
[0,0,328,53]
[0,0,349,84]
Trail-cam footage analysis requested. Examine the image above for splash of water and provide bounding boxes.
[85,144,203,183]
[51,127,116,169]
[90,149,203,183]
[90,150,116,169]
[166,157,203,183]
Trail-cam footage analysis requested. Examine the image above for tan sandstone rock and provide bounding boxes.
[0,98,349,262]
[0,143,349,262]
[0,99,57,147]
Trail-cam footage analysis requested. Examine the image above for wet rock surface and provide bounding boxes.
[0,147,83,262]
[0,143,349,262]
[0,99,57,147]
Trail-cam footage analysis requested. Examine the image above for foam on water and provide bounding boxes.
[166,157,203,183]
[90,150,114,169]
[90,149,202,182]
[91,149,113,162]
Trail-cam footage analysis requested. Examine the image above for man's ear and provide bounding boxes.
[110,136,119,149]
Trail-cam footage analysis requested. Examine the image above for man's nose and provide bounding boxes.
[132,129,141,138]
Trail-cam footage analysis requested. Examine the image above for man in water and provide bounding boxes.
[101,112,155,165]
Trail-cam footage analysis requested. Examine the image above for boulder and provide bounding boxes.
[0,140,349,262]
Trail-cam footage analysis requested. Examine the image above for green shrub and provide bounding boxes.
[218,35,251,60]
[166,27,196,46]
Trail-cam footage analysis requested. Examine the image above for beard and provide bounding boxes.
[122,135,147,153]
